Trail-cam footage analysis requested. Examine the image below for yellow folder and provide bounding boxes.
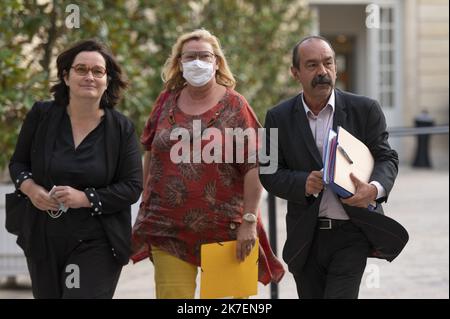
[200,239,259,299]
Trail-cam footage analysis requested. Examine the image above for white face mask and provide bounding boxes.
[182,60,215,87]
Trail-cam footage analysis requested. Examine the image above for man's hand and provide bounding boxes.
[341,173,377,208]
[305,170,324,196]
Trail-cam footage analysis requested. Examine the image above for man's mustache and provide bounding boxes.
[312,75,332,87]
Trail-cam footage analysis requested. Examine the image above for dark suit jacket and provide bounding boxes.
[259,89,408,274]
[9,101,143,265]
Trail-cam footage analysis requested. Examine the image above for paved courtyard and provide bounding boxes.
[1,166,448,299]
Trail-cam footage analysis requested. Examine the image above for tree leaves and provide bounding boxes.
[0,0,311,170]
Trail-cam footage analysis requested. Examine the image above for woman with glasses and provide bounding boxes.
[131,29,284,299]
[9,39,143,298]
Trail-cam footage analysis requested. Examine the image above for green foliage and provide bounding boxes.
[0,0,311,170]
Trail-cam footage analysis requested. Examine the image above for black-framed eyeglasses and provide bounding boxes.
[180,51,216,63]
[71,64,107,78]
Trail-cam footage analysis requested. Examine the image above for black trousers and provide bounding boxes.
[293,220,370,299]
[26,236,122,299]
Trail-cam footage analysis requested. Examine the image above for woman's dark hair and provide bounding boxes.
[50,39,128,109]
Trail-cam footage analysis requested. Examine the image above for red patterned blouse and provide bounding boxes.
[131,88,284,285]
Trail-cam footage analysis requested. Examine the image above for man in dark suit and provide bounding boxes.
[259,36,408,299]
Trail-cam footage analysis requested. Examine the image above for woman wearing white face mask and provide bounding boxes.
[131,29,284,299]
[181,58,215,87]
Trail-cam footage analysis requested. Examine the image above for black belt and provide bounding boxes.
[317,218,351,230]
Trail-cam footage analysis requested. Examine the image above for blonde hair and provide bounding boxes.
[161,29,236,91]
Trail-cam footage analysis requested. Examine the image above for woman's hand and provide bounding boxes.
[51,186,90,209]
[237,168,261,262]
[20,179,60,211]
[236,221,257,262]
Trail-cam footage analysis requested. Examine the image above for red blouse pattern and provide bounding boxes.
[131,88,284,285]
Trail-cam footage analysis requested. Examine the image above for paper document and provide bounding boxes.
[323,126,374,198]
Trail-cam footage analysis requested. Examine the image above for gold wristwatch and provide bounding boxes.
[242,213,257,223]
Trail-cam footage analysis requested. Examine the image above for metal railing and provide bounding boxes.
[388,125,449,137]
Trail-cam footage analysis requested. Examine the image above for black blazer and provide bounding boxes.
[9,101,143,265]
[259,89,408,274]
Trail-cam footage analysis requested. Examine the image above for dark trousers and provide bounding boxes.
[293,220,370,299]
[26,236,122,299]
